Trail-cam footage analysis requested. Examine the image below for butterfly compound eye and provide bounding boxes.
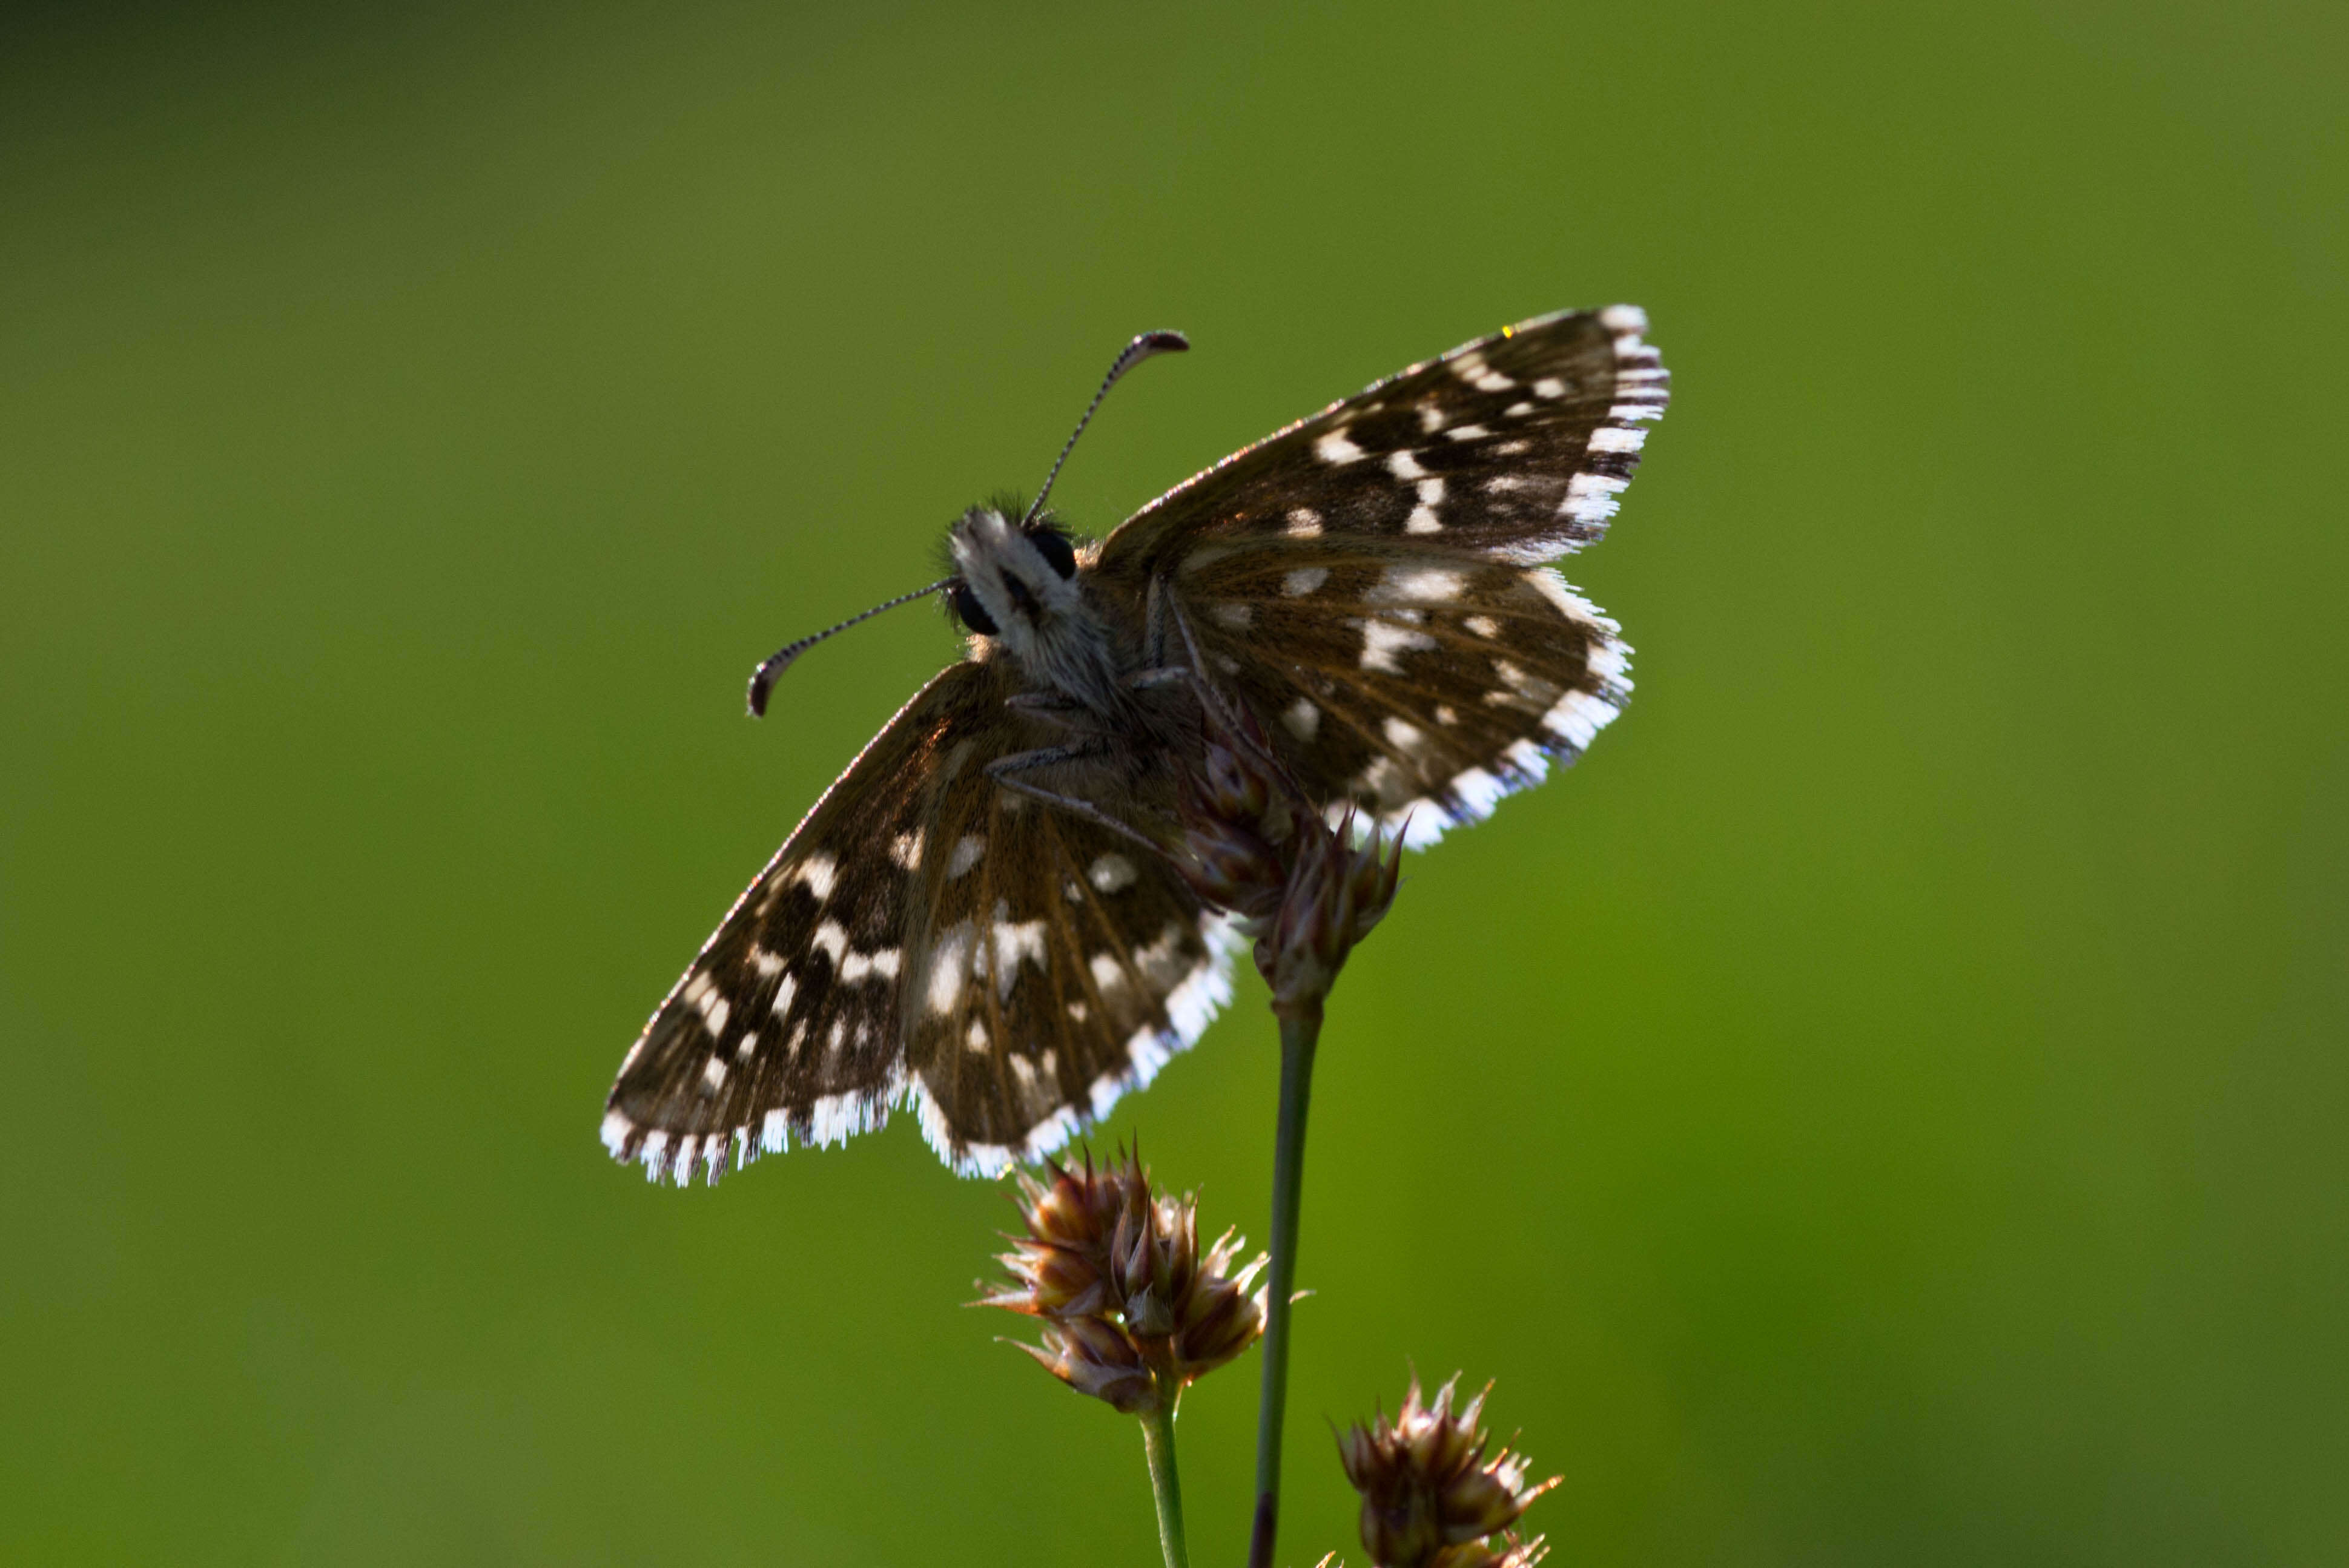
[950,581,999,636]
[1027,525,1078,581]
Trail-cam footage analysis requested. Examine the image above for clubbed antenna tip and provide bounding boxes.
[1023,329,1190,527]
[745,578,956,715]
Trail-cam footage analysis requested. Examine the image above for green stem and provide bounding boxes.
[1141,1399,1190,1568]
[1249,1000,1323,1568]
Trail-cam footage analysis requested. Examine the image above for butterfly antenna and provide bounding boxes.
[747,579,955,717]
[1022,329,1189,527]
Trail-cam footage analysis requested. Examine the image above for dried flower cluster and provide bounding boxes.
[1337,1375,1559,1568]
[982,1146,1267,1415]
[1177,703,1402,1016]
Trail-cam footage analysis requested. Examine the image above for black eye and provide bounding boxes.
[1027,525,1078,580]
[950,582,999,636]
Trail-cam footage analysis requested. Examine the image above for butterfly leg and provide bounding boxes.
[1005,691,1086,732]
[985,745,1178,861]
[1143,572,1172,665]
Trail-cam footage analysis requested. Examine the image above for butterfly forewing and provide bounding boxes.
[1095,305,1663,844]
[1099,305,1663,575]
[604,659,1240,1184]
[602,667,971,1184]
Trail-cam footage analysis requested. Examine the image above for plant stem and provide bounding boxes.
[1141,1399,1191,1568]
[1249,999,1323,1568]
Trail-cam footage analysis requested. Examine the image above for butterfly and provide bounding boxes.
[602,305,1669,1185]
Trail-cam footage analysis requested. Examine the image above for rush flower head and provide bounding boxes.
[1176,704,1403,1018]
[981,1143,1130,1319]
[981,1145,1267,1416]
[1337,1374,1559,1568]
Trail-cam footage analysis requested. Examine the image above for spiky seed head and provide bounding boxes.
[979,1148,1132,1319]
[1177,706,1297,923]
[980,1144,1267,1415]
[1258,802,1402,1016]
[1175,706,1403,1017]
[1337,1374,1559,1568]
[1017,1313,1161,1415]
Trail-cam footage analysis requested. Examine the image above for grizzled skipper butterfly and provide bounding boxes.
[603,306,1669,1185]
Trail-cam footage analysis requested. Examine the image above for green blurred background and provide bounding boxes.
[4,1,2343,1562]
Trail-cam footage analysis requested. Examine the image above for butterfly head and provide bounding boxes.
[947,503,1085,653]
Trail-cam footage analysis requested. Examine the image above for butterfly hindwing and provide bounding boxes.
[1179,549,1629,844]
[896,761,1237,1173]
[1094,305,1664,844]
[604,659,1240,1185]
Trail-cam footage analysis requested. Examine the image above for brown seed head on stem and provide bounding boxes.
[979,1144,1267,1417]
[1336,1374,1560,1568]
[1175,703,1403,1019]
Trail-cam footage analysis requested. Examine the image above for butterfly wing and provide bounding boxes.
[603,665,973,1185]
[891,742,1239,1176]
[1096,305,1666,843]
[603,658,1238,1185]
[607,305,1665,1182]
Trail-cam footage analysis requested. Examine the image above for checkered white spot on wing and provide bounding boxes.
[1180,552,1630,847]
[1097,305,1667,576]
[602,667,970,1187]
[889,717,1242,1176]
[1092,305,1665,846]
[602,660,1243,1185]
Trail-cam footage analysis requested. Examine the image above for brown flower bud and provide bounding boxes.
[1338,1375,1559,1568]
[1176,708,1299,923]
[978,1147,1131,1319]
[981,1145,1267,1415]
[1175,703,1404,1017]
[1260,805,1403,1018]
[1018,1312,1160,1415]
